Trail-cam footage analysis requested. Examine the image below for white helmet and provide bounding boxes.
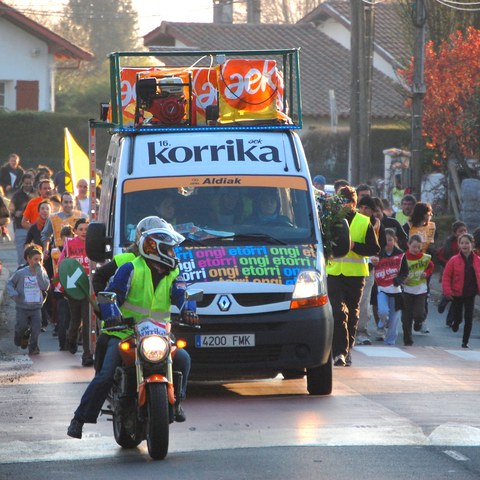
[135,216,172,243]
[137,225,185,270]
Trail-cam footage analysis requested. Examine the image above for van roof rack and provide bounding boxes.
[99,49,303,133]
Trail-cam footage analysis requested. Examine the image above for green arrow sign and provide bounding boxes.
[58,259,90,300]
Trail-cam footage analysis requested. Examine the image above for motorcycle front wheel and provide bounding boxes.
[146,382,170,460]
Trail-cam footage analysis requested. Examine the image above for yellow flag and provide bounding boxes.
[64,128,90,194]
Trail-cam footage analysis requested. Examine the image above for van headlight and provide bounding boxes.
[139,336,170,363]
[290,269,329,309]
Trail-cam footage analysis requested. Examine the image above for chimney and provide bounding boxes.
[213,0,233,24]
[247,0,261,24]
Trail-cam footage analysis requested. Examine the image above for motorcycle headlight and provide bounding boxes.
[139,336,170,363]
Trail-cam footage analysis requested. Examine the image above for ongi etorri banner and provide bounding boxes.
[175,245,316,285]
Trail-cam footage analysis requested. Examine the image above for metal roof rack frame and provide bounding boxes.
[99,48,303,133]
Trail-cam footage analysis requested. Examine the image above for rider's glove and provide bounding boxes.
[182,310,199,326]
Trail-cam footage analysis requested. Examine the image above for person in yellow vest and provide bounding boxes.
[402,202,436,254]
[67,222,198,439]
[92,216,168,294]
[394,194,416,228]
[326,186,380,367]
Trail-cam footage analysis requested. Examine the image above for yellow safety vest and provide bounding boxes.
[114,252,135,268]
[120,256,178,323]
[326,212,370,277]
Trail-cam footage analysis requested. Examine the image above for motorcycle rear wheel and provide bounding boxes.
[146,382,170,460]
[113,412,142,449]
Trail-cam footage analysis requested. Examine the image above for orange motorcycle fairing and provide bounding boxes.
[138,375,175,407]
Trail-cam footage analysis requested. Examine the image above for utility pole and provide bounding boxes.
[350,0,361,185]
[350,0,375,185]
[411,0,427,199]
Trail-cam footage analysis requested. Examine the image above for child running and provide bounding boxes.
[371,228,409,345]
[442,233,480,348]
[58,218,92,366]
[401,234,434,346]
[7,243,50,355]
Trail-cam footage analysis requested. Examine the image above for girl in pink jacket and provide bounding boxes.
[442,233,480,348]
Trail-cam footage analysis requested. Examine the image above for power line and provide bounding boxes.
[434,0,480,11]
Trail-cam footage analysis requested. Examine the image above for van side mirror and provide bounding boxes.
[86,222,113,262]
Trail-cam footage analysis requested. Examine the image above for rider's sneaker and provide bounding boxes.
[174,404,186,422]
[67,417,84,439]
[82,356,94,367]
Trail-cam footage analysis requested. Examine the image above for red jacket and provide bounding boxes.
[442,252,480,297]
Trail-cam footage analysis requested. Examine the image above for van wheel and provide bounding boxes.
[306,354,332,395]
[86,222,108,262]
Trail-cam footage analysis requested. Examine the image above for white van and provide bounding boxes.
[88,49,334,395]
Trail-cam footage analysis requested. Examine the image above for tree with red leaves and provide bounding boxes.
[399,27,480,167]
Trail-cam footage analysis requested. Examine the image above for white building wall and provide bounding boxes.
[317,18,398,82]
[0,18,54,111]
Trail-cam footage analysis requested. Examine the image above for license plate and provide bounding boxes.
[195,334,255,348]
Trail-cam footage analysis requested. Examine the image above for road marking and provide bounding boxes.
[2,422,480,464]
[354,346,415,358]
[429,424,480,446]
[446,350,480,361]
[443,450,470,461]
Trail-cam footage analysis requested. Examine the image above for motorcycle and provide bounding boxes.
[97,289,202,460]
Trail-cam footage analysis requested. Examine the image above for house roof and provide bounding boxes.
[0,1,93,61]
[144,21,407,120]
[299,0,410,68]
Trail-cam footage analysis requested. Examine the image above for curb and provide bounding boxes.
[0,262,9,305]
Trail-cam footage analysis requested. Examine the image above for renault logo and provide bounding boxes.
[217,295,231,312]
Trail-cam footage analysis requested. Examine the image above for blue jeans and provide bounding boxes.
[377,291,401,345]
[75,334,191,423]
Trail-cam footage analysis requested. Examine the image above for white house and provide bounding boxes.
[0,1,93,112]
[299,0,410,83]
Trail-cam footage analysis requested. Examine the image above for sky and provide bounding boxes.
[133,0,213,34]
[8,0,214,35]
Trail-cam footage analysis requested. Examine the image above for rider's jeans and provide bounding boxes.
[75,335,122,423]
[75,335,191,423]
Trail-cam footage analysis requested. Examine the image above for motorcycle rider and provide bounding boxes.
[67,222,198,439]
[92,215,168,294]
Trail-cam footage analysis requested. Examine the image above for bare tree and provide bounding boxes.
[397,0,480,51]
[234,0,324,24]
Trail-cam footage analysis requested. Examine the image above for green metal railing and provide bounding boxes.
[102,48,303,133]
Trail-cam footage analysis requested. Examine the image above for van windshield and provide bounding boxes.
[121,184,316,246]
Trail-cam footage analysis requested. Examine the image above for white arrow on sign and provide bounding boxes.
[66,267,83,289]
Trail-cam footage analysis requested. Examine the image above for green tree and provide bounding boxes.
[55,0,142,115]
[58,0,140,68]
